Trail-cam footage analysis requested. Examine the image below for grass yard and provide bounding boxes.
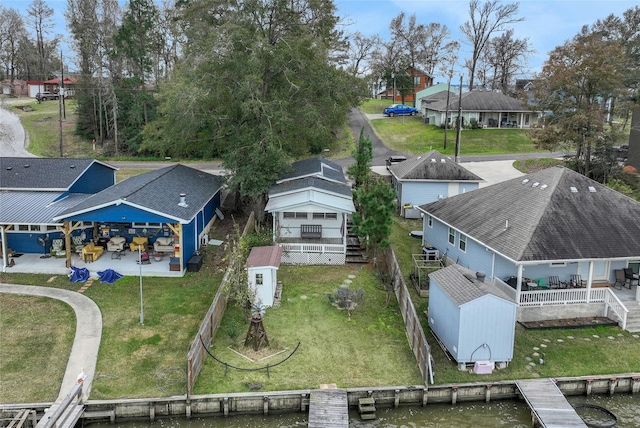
[194,265,422,393]
[9,99,93,158]
[359,98,543,157]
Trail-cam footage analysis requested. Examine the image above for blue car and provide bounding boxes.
[383,104,419,117]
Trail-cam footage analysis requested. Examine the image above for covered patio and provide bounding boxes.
[4,249,183,278]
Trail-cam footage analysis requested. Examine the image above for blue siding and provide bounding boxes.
[65,204,175,224]
[459,182,479,194]
[401,181,449,207]
[68,163,115,194]
[427,284,461,360]
[182,220,197,261]
[457,295,516,363]
[5,229,89,254]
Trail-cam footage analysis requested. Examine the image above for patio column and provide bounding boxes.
[1,225,7,271]
[586,262,595,303]
[516,264,524,304]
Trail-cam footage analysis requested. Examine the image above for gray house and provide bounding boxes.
[387,151,482,218]
[417,166,640,331]
[428,264,517,370]
[422,89,541,129]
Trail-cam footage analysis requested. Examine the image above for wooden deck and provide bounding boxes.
[516,378,587,428]
[308,389,348,428]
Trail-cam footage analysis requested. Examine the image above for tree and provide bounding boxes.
[143,0,367,211]
[351,178,396,257]
[529,30,626,181]
[344,31,379,78]
[480,29,531,94]
[460,0,523,91]
[347,128,373,188]
[390,13,427,106]
[27,0,59,81]
[0,8,27,86]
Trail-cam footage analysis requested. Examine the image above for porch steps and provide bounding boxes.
[345,220,368,264]
[623,303,640,333]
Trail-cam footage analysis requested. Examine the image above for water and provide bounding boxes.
[84,393,640,427]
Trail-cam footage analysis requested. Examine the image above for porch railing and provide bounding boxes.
[604,290,629,330]
[280,243,345,254]
[519,288,628,330]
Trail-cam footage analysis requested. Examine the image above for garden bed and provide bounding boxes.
[519,317,618,330]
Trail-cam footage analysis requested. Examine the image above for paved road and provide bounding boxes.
[0,98,35,157]
[0,284,102,401]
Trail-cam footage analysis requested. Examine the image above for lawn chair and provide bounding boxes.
[624,268,639,287]
[613,270,628,290]
[535,278,550,290]
[548,276,567,289]
[570,274,586,288]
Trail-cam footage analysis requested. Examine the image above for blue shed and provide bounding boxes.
[428,264,517,370]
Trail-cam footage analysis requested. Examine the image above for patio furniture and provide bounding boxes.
[570,274,586,288]
[82,242,104,262]
[50,239,66,258]
[107,236,126,252]
[111,249,125,260]
[624,268,639,287]
[136,251,151,265]
[129,236,149,252]
[613,270,627,290]
[153,237,174,253]
[548,276,567,289]
[71,236,85,254]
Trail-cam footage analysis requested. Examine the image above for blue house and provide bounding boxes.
[428,264,516,370]
[53,164,224,273]
[0,157,117,267]
[417,166,640,331]
[387,151,482,218]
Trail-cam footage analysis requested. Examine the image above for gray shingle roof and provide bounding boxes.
[0,157,115,190]
[0,191,93,224]
[429,264,513,306]
[425,90,530,112]
[277,157,346,184]
[269,177,352,198]
[55,165,223,222]
[418,166,640,261]
[389,151,483,181]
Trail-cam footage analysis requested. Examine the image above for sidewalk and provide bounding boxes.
[0,284,102,401]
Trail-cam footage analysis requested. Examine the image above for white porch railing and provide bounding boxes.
[280,243,345,254]
[519,288,628,330]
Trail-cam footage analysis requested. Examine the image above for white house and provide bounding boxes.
[247,246,284,308]
[265,157,355,265]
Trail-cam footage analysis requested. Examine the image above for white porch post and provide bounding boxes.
[516,264,524,304]
[586,261,595,303]
[1,225,6,272]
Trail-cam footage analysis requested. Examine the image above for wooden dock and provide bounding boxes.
[308,388,348,428]
[516,378,587,427]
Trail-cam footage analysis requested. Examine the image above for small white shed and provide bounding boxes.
[428,264,517,370]
[247,246,283,308]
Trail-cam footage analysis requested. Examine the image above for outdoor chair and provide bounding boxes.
[107,236,126,252]
[570,274,586,288]
[613,270,628,290]
[71,236,85,254]
[129,236,149,252]
[624,268,639,287]
[548,276,567,289]
[50,239,66,258]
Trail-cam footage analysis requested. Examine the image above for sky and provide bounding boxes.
[2,0,637,81]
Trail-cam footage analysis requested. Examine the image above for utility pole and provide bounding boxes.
[60,50,66,119]
[454,75,463,164]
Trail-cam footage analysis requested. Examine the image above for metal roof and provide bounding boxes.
[54,164,223,222]
[0,157,115,190]
[0,191,93,224]
[418,166,640,261]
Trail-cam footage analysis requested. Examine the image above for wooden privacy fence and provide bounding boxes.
[383,248,433,385]
[186,212,256,397]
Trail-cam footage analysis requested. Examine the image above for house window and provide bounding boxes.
[283,212,306,219]
[312,213,338,220]
[30,225,42,231]
[46,225,58,231]
[256,274,263,285]
[459,234,467,252]
[295,212,307,219]
[479,112,484,123]
[448,227,455,245]
[427,215,433,228]
[18,225,28,231]
[549,262,567,267]
[414,76,421,87]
